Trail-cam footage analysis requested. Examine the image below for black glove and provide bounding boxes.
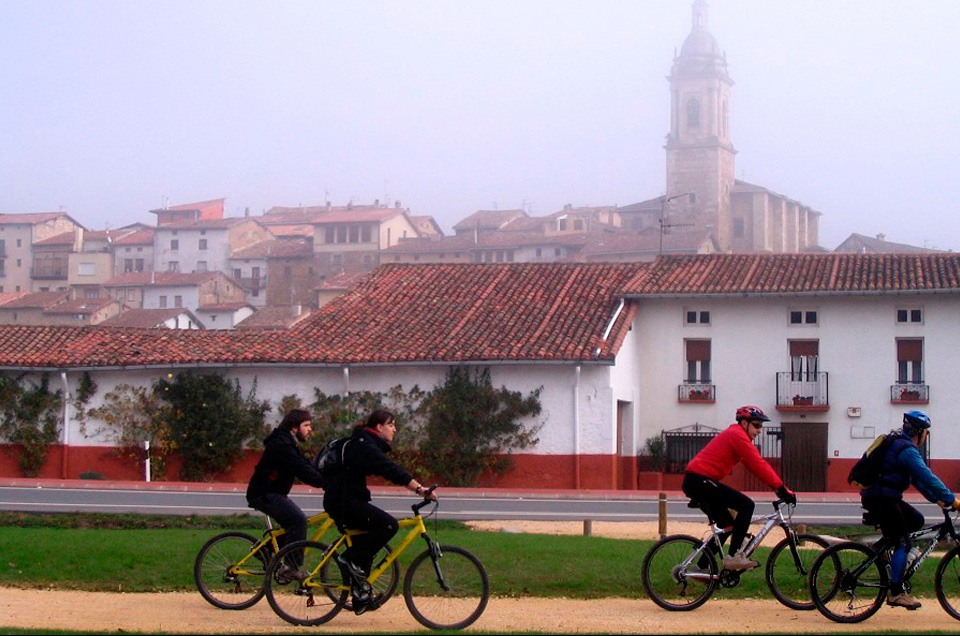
[776,485,797,506]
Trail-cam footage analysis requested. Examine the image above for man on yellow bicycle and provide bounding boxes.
[246,408,327,582]
[322,409,436,615]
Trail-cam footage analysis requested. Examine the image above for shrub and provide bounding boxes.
[0,373,62,477]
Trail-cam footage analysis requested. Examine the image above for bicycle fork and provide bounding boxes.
[425,536,452,592]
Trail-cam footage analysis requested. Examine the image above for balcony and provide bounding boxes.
[891,383,929,404]
[776,372,829,411]
[31,266,68,280]
[677,383,715,403]
[238,277,264,291]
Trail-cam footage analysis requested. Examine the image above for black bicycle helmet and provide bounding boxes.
[903,410,931,437]
[735,405,770,423]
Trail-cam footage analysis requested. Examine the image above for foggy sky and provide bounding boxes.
[1,1,958,251]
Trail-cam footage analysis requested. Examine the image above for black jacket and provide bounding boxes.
[246,427,326,503]
[323,426,412,505]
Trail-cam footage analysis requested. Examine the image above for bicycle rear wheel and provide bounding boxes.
[765,532,829,610]
[193,531,268,610]
[641,534,717,611]
[265,540,347,626]
[935,544,960,620]
[403,545,489,630]
[809,541,887,623]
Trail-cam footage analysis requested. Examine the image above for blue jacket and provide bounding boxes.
[861,431,954,505]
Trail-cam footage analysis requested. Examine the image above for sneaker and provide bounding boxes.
[722,552,760,571]
[351,584,372,615]
[274,563,310,583]
[887,592,922,610]
[335,554,368,582]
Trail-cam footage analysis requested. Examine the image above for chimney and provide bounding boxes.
[876,233,886,241]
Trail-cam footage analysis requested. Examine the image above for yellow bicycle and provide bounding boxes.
[264,488,490,630]
[193,510,399,610]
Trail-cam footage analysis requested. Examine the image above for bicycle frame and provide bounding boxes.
[301,498,438,591]
[228,511,335,577]
[867,509,960,583]
[680,500,794,581]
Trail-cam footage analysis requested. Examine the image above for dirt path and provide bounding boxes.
[2,588,959,634]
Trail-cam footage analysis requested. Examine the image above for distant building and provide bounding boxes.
[834,233,942,254]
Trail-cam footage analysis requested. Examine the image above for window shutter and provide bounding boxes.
[897,339,922,362]
[790,340,819,356]
[686,339,711,361]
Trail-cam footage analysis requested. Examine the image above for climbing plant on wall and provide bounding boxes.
[0,373,63,477]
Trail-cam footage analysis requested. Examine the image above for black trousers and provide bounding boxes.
[682,472,755,556]
[324,494,399,575]
[248,493,308,568]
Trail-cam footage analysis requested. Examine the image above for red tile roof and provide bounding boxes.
[103,271,223,287]
[0,212,72,225]
[42,298,117,315]
[623,253,960,295]
[1,254,960,370]
[111,229,155,245]
[0,291,69,309]
[149,198,225,214]
[99,308,201,328]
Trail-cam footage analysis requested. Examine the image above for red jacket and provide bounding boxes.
[685,423,783,490]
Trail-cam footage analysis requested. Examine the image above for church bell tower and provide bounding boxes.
[664,0,736,250]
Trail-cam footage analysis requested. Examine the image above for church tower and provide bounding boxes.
[664,0,736,250]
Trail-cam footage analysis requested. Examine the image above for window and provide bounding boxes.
[199,239,207,250]
[126,289,135,301]
[733,218,745,238]
[361,226,371,242]
[83,288,99,299]
[685,339,711,383]
[168,261,179,272]
[159,296,167,308]
[170,239,179,251]
[233,268,242,280]
[174,295,182,308]
[686,98,700,127]
[789,309,818,325]
[897,308,923,324]
[336,226,347,242]
[325,227,335,244]
[135,259,144,272]
[554,248,561,257]
[124,259,133,273]
[574,219,584,231]
[685,310,710,325]
[536,248,542,258]
[78,262,95,276]
[197,261,208,272]
[349,226,359,243]
[789,340,819,381]
[252,266,261,280]
[284,266,291,281]
[897,339,923,383]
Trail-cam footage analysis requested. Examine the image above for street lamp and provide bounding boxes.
[659,192,694,255]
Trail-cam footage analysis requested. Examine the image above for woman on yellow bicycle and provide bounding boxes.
[322,409,436,615]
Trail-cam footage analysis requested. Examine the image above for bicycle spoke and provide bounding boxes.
[766,533,829,610]
[810,542,886,623]
[193,532,267,610]
[403,545,489,630]
[641,535,717,611]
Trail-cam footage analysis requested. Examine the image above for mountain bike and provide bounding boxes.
[264,487,490,630]
[641,498,829,611]
[808,508,960,623]
[193,510,399,610]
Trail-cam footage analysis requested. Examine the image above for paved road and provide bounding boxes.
[1,477,944,524]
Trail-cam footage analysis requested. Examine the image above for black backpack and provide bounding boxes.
[313,436,352,478]
[847,433,897,489]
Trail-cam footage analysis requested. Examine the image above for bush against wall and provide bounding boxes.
[86,383,167,475]
[0,373,63,477]
[153,373,270,481]
[418,367,542,486]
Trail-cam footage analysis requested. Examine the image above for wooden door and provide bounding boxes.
[781,421,828,492]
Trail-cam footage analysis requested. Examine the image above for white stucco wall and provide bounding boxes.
[632,293,960,461]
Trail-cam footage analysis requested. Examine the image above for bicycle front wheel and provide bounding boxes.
[765,532,829,610]
[809,541,887,623]
[265,540,347,626]
[403,545,489,630]
[641,534,717,611]
[193,531,268,610]
[935,544,960,620]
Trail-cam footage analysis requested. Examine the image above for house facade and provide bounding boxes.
[0,254,957,492]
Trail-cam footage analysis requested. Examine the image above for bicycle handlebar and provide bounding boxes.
[411,484,439,515]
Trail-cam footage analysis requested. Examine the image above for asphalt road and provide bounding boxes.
[2,480,945,525]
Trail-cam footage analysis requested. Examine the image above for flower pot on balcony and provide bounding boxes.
[793,396,814,406]
[688,389,710,401]
[899,390,921,401]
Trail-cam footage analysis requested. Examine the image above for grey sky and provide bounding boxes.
[1,1,958,251]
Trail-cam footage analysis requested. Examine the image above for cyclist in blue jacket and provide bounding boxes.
[861,410,960,610]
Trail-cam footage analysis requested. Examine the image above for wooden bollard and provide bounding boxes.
[583,519,593,536]
[658,492,667,538]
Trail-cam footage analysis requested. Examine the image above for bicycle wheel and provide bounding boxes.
[265,540,347,626]
[935,544,960,620]
[322,542,401,611]
[193,531,269,610]
[403,545,489,630]
[765,532,829,610]
[641,534,717,611]
[809,541,887,623]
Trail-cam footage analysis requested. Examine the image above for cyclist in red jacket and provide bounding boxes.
[683,405,797,571]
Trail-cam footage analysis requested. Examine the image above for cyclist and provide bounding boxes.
[322,409,436,615]
[682,405,797,571]
[245,408,327,582]
[860,410,960,610]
